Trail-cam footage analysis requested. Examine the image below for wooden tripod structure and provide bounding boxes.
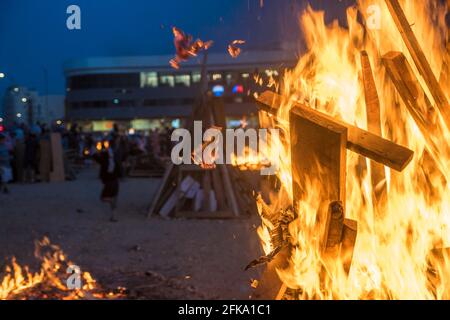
[147,53,243,219]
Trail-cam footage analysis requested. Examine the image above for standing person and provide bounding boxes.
[24,133,39,183]
[94,137,121,222]
[0,133,12,194]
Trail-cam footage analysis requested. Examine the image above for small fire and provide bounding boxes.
[0,237,125,300]
[255,0,450,299]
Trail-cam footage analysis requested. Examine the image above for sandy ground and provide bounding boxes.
[0,168,262,299]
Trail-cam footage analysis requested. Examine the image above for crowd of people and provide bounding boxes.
[0,121,175,222]
[0,122,59,193]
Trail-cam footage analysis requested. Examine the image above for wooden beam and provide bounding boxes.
[385,0,450,129]
[256,91,414,172]
[382,51,450,180]
[340,219,358,274]
[324,201,345,252]
[440,43,450,89]
[361,51,388,210]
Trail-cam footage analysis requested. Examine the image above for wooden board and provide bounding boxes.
[147,163,175,218]
[256,91,414,172]
[49,133,65,182]
[385,0,450,128]
[341,219,358,274]
[382,51,450,179]
[290,106,348,241]
[361,51,388,209]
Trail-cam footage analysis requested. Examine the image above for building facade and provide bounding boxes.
[64,50,295,132]
[2,86,65,126]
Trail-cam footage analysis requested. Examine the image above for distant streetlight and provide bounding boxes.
[13,87,19,93]
[16,113,22,118]
[21,97,28,103]
[0,117,3,122]
[0,72,5,78]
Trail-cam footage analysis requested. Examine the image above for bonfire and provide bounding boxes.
[250,0,450,300]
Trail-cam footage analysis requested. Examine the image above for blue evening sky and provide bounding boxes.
[0,0,355,97]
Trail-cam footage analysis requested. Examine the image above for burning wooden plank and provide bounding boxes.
[290,105,348,219]
[252,104,351,300]
[382,51,450,180]
[322,204,358,275]
[256,91,414,172]
[440,43,450,89]
[360,51,388,210]
[340,219,358,274]
[290,108,352,279]
[324,201,345,251]
[384,0,450,129]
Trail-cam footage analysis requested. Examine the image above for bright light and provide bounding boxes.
[13,87,19,93]
[56,120,62,125]
[21,97,28,103]
[113,98,120,105]
[212,73,222,81]
[232,84,244,94]
[212,85,225,97]
[0,117,3,122]
[128,128,136,135]
[171,119,181,128]
[16,113,22,118]
[0,73,5,78]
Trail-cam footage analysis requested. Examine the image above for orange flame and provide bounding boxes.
[256,0,450,299]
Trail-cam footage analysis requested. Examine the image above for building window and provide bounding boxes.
[192,72,202,83]
[175,74,191,87]
[141,72,158,88]
[265,69,279,77]
[241,73,250,79]
[212,73,222,82]
[160,74,175,87]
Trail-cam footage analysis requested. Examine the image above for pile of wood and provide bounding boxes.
[147,52,259,219]
[250,0,449,299]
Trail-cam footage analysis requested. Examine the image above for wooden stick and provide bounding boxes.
[382,51,450,181]
[324,201,345,251]
[256,91,414,172]
[340,219,358,274]
[361,51,388,210]
[147,163,175,218]
[385,0,450,129]
[440,43,450,89]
